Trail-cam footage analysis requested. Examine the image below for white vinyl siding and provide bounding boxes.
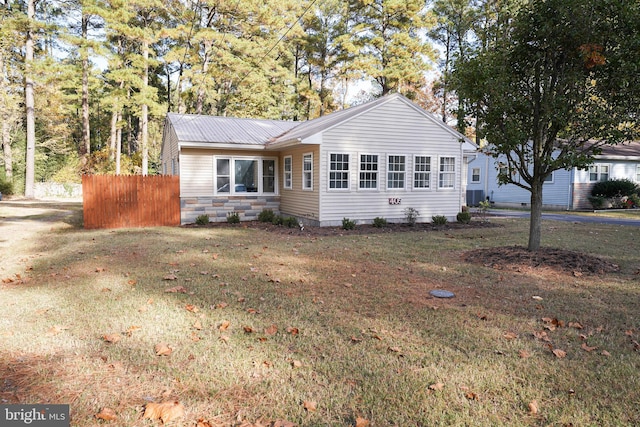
[637,165,640,182]
[329,153,350,190]
[414,156,431,189]
[318,96,465,224]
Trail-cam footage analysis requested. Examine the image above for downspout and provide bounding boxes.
[567,167,575,210]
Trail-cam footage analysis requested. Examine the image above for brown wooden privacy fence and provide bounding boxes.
[83,175,180,229]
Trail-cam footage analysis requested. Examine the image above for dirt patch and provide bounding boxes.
[463,245,620,276]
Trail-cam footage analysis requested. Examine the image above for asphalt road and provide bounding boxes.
[488,209,640,227]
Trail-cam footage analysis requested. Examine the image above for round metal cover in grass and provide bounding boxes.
[430,289,455,298]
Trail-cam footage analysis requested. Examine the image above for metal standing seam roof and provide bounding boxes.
[167,113,300,145]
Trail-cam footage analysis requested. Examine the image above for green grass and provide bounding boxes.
[1,203,640,426]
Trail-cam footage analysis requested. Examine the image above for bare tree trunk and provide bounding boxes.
[24,0,36,198]
[528,179,543,251]
[0,51,13,180]
[141,39,149,175]
[81,12,91,157]
[109,104,118,161]
[115,111,122,175]
[2,120,12,179]
[195,40,212,115]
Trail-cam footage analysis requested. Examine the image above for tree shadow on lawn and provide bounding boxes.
[3,212,640,425]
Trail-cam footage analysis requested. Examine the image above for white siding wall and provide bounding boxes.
[573,160,639,184]
[317,98,464,225]
[180,151,214,196]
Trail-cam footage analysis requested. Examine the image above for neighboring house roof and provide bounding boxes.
[166,93,476,149]
[596,141,640,160]
[166,113,299,145]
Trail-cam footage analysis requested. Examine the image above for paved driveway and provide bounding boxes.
[488,209,640,227]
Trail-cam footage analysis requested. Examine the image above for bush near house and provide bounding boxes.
[590,179,639,209]
[0,177,14,196]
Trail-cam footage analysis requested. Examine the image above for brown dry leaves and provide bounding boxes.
[143,401,185,423]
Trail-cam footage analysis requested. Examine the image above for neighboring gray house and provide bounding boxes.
[466,141,640,210]
[161,93,477,225]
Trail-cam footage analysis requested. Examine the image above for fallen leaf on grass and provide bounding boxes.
[625,329,635,336]
[429,382,444,391]
[503,331,518,340]
[519,350,531,359]
[213,302,228,309]
[47,325,68,336]
[265,324,278,336]
[163,274,178,281]
[291,360,303,368]
[185,304,199,313]
[193,320,203,330]
[165,285,187,293]
[465,392,479,400]
[552,348,567,358]
[95,407,117,421]
[143,401,185,423]
[568,322,584,329]
[155,343,173,356]
[95,267,106,272]
[286,327,299,335]
[528,400,539,415]
[196,418,213,427]
[581,343,598,352]
[243,326,254,333]
[273,421,297,427]
[303,401,317,412]
[189,332,201,342]
[532,331,551,342]
[601,350,611,357]
[355,417,370,427]
[219,321,230,331]
[102,333,121,344]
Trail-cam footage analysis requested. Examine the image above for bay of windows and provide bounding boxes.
[215,157,277,194]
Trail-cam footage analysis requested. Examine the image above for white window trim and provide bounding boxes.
[588,164,610,182]
[636,164,640,183]
[387,154,407,190]
[438,156,456,190]
[302,152,313,191]
[328,152,350,191]
[214,155,278,195]
[358,153,379,191]
[543,171,554,183]
[471,167,481,183]
[412,155,431,190]
[283,155,292,190]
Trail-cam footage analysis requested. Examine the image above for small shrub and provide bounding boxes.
[283,216,299,228]
[404,207,419,226]
[432,215,448,226]
[0,177,14,196]
[272,215,284,226]
[372,217,388,228]
[195,214,210,226]
[588,195,606,210]
[629,193,640,208]
[227,211,240,224]
[591,179,638,198]
[342,217,356,230]
[456,211,471,224]
[258,209,276,223]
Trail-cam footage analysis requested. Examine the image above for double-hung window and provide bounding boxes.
[387,155,405,189]
[359,154,378,189]
[303,153,313,190]
[439,157,455,189]
[329,153,349,189]
[283,156,292,189]
[589,164,609,182]
[413,156,431,189]
[471,167,481,183]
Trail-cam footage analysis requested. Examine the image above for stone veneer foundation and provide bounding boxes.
[180,195,280,224]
